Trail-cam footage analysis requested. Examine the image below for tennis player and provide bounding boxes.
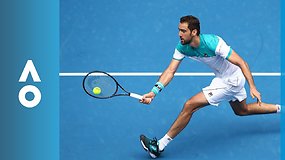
[139,15,281,158]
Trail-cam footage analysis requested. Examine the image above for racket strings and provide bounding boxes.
[85,75,117,98]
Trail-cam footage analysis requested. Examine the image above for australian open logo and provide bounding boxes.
[18,60,41,108]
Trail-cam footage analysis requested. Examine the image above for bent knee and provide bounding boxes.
[182,100,198,114]
[233,107,250,116]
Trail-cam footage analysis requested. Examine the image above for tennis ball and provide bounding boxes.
[93,87,101,95]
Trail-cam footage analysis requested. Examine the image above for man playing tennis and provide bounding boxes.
[139,15,281,158]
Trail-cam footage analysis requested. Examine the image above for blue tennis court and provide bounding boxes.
[60,0,281,159]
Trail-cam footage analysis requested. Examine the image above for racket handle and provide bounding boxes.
[130,93,143,100]
[130,93,152,103]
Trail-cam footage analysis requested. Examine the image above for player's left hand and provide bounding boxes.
[250,87,262,106]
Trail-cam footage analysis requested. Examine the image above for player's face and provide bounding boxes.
[178,22,192,45]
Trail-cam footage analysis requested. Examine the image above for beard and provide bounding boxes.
[181,39,190,45]
[180,36,193,45]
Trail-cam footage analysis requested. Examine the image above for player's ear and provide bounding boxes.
[191,29,197,36]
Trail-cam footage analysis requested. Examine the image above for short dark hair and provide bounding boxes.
[180,15,200,35]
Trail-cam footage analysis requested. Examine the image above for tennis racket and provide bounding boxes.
[82,71,145,100]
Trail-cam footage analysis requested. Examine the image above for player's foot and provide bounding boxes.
[140,134,161,158]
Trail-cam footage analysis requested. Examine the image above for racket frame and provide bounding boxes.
[82,70,142,99]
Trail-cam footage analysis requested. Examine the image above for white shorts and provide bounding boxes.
[202,75,247,106]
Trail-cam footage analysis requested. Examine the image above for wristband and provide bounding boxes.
[155,82,165,90]
[151,82,165,95]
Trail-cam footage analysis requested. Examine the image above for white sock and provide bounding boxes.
[276,104,281,113]
[158,134,172,151]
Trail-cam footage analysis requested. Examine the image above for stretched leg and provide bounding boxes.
[166,91,209,138]
[230,99,279,116]
[140,92,210,158]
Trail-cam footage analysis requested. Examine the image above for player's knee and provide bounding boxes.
[234,111,245,116]
[183,100,197,115]
[233,107,250,116]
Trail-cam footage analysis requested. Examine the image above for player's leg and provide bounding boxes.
[140,92,210,158]
[166,91,209,138]
[160,92,209,151]
[229,99,280,116]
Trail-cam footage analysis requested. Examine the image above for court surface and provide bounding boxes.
[60,0,281,159]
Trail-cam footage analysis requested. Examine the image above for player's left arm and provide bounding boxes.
[227,50,262,105]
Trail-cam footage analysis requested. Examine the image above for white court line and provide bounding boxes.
[59,72,281,76]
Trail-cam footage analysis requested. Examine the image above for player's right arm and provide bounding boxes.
[158,59,182,86]
[140,59,182,104]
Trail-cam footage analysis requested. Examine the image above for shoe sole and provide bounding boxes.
[140,139,157,158]
[140,140,148,151]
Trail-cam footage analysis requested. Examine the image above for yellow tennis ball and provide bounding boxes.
[93,87,101,95]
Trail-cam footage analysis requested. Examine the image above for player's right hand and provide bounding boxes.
[140,92,156,104]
